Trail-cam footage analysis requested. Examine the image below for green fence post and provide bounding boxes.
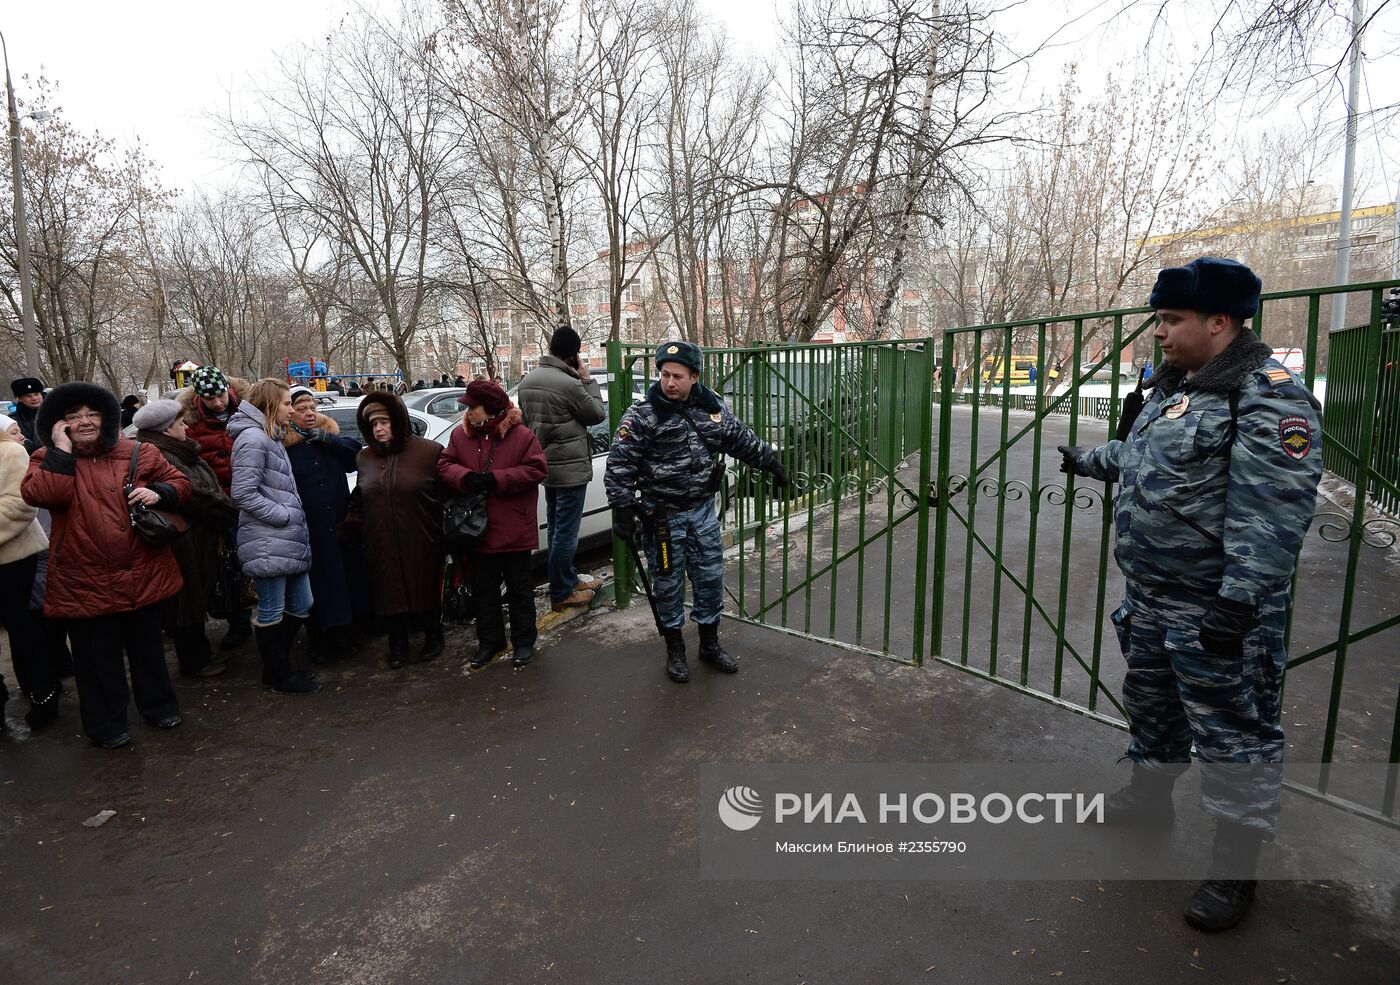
[930,333,955,660]
[910,339,935,666]
[607,341,632,609]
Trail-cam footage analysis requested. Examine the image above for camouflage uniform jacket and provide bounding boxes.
[605,382,774,511]
[1073,330,1322,605]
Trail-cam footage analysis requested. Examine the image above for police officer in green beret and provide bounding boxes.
[1060,257,1322,932]
[605,341,788,682]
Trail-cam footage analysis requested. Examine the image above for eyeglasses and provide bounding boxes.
[63,412,102,423]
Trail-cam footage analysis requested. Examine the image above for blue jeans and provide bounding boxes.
[545,484,588,603]
[253,573,313,626]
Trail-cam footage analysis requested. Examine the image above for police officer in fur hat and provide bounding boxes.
[10,377,46,454]
[605,340,788,683]
[1059,257,1323,932]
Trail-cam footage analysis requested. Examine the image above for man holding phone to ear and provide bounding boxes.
[517,325,607,612]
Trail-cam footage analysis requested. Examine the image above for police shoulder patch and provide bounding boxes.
[616,424,630,441]
[1279,415,1311,460]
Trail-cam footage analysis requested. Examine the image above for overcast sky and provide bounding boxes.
[2,0,1396,208]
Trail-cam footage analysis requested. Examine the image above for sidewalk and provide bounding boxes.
[1,606,1396,984]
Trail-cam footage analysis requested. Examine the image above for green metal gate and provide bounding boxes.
[605,278,1400,827]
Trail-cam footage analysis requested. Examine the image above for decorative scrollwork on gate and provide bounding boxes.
[1041,483,1103,511]
[1311,512,1400,549]
[973,478,1030,503]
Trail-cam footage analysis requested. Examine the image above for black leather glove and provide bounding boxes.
[612,506,636,541]
[307,427,334,447]
[767,459,790,488]
[1199,596,1254,658]
[464,471,496,492]
[1057,445,1087,477]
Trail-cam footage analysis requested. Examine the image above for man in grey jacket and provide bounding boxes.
[517,325,607,610]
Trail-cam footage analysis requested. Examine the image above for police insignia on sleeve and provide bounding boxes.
[616,425,630,441]
[1279,416,1311,459]
[709,411,722,423]
[1163,393,1190,419]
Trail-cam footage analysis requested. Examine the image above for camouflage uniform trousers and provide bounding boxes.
[640,498,724,631]
[1112,580,1289,834]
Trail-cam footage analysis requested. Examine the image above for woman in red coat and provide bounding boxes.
[437,381,547,670]
[21,383,191,749]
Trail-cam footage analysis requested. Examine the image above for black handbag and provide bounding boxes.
[441,554,475,624]
[125,443,188,545]
[442,440,497,553]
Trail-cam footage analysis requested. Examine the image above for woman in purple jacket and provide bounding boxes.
[229,378,319,695]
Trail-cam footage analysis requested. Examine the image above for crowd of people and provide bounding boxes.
[0,327,613,750]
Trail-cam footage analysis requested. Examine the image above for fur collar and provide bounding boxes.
[283,413,339,447]
[469,406,523,439]
[1146,328,1273,395]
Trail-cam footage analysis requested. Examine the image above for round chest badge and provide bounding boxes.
[1163,393,1190,420]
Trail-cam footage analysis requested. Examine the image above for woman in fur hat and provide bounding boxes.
[134,399,239,679]
[283,386,370,662]
[341,392,444,669]
[21,382,190,749]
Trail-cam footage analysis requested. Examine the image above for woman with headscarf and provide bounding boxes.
[229,378,319,695]
[0,413,59,731]
[133,399,239,679]
[283,385,369,662]
[21,383,190,749]
[437,381,548,671]
[342,392,444,669]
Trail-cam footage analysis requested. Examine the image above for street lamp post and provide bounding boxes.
[1,30,41,377]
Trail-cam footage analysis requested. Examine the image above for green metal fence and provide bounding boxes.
[606,278,1400,827]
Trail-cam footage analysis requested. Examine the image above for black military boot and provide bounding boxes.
[1104,764,1177,827]
[1184,821,1264,932]
[697,622,738,674]
[663,628,689,683]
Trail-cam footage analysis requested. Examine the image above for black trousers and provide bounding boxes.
[0,554,57,705]
[170,623,215,676]
[470,551,537,651]
[67,604,179,742]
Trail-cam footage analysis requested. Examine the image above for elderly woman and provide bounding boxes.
[438,380,548,671]
[343,392,443,669]
[21,383,191,749]
[134,399,239,679]
[0,413,59,731]
[283,385,369,662]
[229,379,319,695]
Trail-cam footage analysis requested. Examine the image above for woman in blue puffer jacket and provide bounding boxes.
[229,378,319,695]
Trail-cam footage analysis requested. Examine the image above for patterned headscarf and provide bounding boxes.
[191,366,229,398]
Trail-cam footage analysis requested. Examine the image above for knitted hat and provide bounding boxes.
[1149,257,1262,319]
[10,377,45,397]
[132,399,184,433]
[654,340,702,374]
[191,366,230,398]
[289,384,316,404]
[459,380,510,414]
[550,324,582,360]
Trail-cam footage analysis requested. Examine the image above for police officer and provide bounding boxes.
[605,341,788,683]
[10,377,46,453]
[1059,257,1322,932]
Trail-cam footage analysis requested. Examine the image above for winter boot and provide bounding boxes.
[1104,764,1178,828]
[387,618,410,670]
[24,689,59,730]
[256,619,320,695]
[663,627,689,683]
[420,608,445,662]
[697,622,738,674]
[220,615,253,651]
[1184,821,1264,932]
